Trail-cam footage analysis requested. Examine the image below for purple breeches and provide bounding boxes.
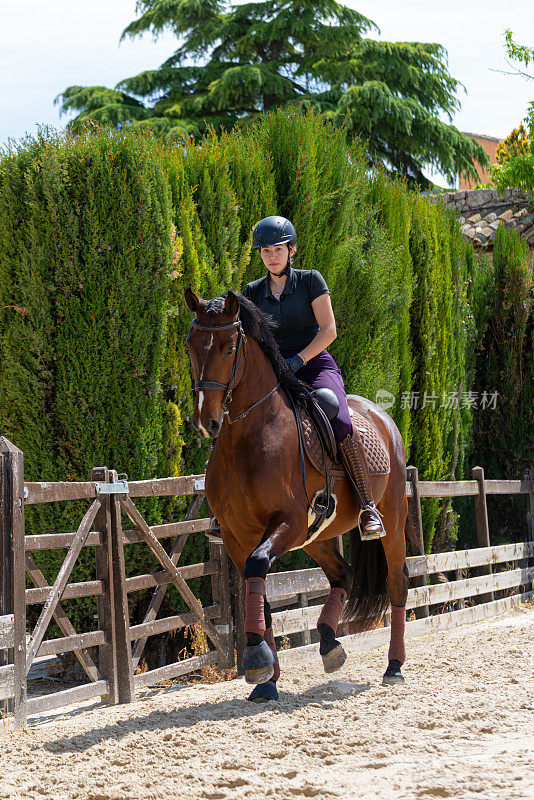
[281,348,352,443]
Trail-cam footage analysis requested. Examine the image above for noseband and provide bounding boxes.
[189,317,280,424]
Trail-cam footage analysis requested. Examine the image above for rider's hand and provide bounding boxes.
[284,354,305,373]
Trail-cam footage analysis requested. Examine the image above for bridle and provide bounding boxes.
[189,318,280,424]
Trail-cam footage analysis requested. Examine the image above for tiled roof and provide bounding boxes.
[461,206,534,247]
[427,189,534,248]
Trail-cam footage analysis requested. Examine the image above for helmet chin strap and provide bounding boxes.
[270,251,291,278]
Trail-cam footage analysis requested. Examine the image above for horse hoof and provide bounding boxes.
[382,659,405,685]
[321,643,347,674]
[247,679,279,703]
[242,641,275,685]
[244,665,275,685]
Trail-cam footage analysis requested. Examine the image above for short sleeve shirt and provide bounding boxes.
[241,267,330,351]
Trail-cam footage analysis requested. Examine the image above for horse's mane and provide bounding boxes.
[205,293,312,406]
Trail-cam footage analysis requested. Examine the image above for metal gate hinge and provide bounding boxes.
[194,477,205,492]
[95,477,129,495]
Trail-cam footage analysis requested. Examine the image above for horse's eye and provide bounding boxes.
[226,347,235,356]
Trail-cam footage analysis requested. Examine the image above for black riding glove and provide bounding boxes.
[284,354,305,373]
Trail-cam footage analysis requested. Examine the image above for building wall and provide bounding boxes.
[459,133,500,190]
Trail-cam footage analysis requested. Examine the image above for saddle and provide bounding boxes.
[298,396,391,478]
[287,391,390,543]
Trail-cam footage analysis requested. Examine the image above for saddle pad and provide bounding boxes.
[297,406,390,476]
[350,409,390,475]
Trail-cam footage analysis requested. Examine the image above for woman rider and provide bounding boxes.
[208,215,386,540]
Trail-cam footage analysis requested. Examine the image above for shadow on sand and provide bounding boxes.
[41,679,371,753]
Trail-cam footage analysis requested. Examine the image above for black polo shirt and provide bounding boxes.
[241,267,330,351]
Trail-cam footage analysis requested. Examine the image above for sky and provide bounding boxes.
[1,0,534,184]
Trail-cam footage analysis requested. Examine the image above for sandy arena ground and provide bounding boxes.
[1,603,532,800]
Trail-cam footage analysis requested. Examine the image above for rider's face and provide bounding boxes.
[260,244,294,275]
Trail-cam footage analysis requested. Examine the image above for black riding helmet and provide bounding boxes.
[252,216,297,250]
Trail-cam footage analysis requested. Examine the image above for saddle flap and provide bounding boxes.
[302,396,338,463]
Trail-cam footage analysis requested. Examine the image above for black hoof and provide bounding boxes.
[247,679,279,703]
[242,641,276,685]
[382,658,405,685]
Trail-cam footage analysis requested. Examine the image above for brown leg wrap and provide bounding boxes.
[317,587,347,634]
[388,605,406,664]
[263,627,280,682]
[245,577,266,636]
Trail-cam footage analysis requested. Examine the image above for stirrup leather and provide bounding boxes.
[339,430,386,540]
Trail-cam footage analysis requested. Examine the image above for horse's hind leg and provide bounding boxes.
[380,501,409,685]
[304,538,352,674]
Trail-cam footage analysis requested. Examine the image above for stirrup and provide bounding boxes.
[357,505,386,541]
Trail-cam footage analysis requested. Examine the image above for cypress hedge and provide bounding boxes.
[0,128,175,628]
[464,226,533,545]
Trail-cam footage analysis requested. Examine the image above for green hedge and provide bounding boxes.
[1,108,530,634]
[462,226,533,546]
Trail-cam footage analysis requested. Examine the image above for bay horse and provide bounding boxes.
[185,288,412,702]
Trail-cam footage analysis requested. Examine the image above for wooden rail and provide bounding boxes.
[267,546,534,637]
[1,436,533,728]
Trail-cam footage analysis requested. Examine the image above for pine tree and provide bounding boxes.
[57,0,487,186]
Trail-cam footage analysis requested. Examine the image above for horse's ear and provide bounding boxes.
[185,287,200,314]
[225,290,240,317]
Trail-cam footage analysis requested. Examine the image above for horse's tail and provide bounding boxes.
[343,530,389,624]
[343,506,417,625]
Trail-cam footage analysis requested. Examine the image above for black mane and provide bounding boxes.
[205,293,312,406]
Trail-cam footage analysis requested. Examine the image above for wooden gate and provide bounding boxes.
[0,438,234,725]
[107,473,234,698]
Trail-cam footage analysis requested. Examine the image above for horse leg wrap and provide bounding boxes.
[317,587,347,634]
[245,577,266,637]
[263,627,280,682]
[388,605,406,664]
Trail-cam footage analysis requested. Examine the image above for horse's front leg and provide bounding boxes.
[246,596,280,703]
[242,513,301,690]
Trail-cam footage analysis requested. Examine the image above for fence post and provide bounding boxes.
[209,542,235,668]
[296,593,312,646]
[406,466,429,618]
[230,562,246,675]
[472,466,494,602]
[522,467,534,593]
[108,470,135,704]
[0,438,27,726]
[527,467,534,546]
[93,466,120,705]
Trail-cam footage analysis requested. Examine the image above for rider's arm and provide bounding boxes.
[299,292,337,363]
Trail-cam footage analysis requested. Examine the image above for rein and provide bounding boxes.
[190,318,280,424]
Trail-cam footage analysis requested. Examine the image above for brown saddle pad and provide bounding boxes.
[297,406,390,477]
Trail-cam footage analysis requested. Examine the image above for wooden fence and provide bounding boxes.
[1,434,533,728]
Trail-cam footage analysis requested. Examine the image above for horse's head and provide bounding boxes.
[184,288,246,438]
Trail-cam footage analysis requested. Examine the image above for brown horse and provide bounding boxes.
[185,288,412,702]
